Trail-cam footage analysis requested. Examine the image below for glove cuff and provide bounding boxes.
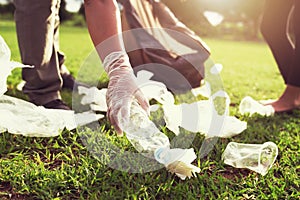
[103,51,132,77]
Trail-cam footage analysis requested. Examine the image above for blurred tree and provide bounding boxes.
[198,0,265,39]
[0,0,14,17]
[59,0,73,22]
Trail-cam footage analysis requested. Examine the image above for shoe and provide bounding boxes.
[61,74,88,91]
[43,99,71,110]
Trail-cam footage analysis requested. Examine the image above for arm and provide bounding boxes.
[84,0,149,135]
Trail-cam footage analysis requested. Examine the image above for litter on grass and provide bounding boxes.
[0,35,104,137]
[0,35,33,96]
[239,96,275,116]
[1,35,276,178]
[79,71,247,138]
[0,95,104,137]
[121,100,200,180]
[222,141,278,176]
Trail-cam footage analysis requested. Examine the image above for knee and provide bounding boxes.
[260,17,287,40]
[260,17,272,39]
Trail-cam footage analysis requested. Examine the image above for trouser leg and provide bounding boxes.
[287,0,300,87]
[14,0,63,105]
[260,0,294,82]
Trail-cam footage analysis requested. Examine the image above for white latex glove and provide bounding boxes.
[103,51,149,135]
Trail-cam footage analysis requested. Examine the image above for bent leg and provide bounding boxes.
[287,0,300,87]
[14,0,63,105]
[260,0,293,82]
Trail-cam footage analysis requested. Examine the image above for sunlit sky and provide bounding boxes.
[64,0,82,13]
[0,0,8,5]
[203,11,224,26]
[0,0,83,13]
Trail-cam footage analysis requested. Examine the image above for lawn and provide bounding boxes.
[0,20,299,200]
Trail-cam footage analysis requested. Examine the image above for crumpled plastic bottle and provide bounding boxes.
[222,141,278,176]
[121,100,200,180]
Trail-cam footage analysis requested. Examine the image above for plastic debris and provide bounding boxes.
[162,90,247,138]
[222,141,278,176]
[0,35,32,96]
[0,95,104,137]
[78,71,246,138]
[154,147,200,180]
[121,100,200,180]
[0,36,104,137]
[78,86,108,112]
[239,96,275,116]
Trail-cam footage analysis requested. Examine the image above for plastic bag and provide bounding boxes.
[0,95,104,137]
[0,35,32,96]
[78,86,108,112]
[239,96,275,116]
[162,90,247,138]
[222,141,278,176]
[154,147,200,180]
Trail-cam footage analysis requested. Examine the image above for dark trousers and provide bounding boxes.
[261,0,300,87]
[14,0,68,105]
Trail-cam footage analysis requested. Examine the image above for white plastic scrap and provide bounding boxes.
[162,90,247,138]
[239,96,275,116]
[154,147,200,180]
[0,95,104,137]
[78,86,108,112]
[222,141,278,176]
[0,35,33,96]
[0,36,104,137]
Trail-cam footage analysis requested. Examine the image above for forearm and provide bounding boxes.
[84,0,124,60]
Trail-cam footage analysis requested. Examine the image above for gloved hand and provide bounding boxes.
[103,51,149,135]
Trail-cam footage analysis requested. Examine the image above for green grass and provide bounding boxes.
[1,20,299,199]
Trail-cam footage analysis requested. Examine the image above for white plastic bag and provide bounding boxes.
[78,86,108,112]
[162,90,247,138]
[0,95,104,137]
[0,35,32,96]
[239,96,275,116]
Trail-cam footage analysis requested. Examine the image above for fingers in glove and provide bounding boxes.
[108,109,123,136]
[135,89,150,116]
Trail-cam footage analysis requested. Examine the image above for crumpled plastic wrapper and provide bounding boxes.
[154,147,200,180]
[222,141,278,176]
[0,35,33,96]
[0,95,104,137]
[239,96,275,116]
[161,90,247,138]
[78,86,108,112]
[0,36,104,137]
